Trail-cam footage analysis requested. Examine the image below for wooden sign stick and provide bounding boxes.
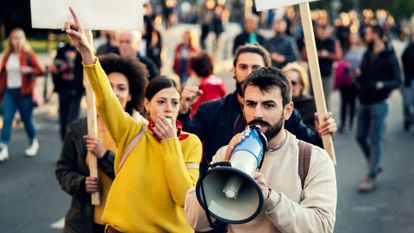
[83,29,100,204]
[299,2,336,164]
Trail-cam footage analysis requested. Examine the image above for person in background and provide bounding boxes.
[337,32,365,133]
[265,18,299,69]
[55,54,148,233]
[51,40,84,140]
[283,62,316,130]
[401,33,414,132]
[356,25,401,192]
[173,30,199,86]
[232,14,266,54]
[117,30,159,80]
[187,51,226,118]
[198,0,215,50]
[141,15,163,69]
[63,8,202,232]
[0,28,44,161]
[95,31,119,56]
[307,24,342,108]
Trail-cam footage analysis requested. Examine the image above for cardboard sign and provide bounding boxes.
[255,0,318,11]
[30,0,143,31]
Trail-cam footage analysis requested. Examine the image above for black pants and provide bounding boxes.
[93,223,106,233]
[339,84,357,129]
[200,24,210,50]
[58,89,82,140]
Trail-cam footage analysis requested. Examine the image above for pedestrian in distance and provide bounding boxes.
[401,33,414,132]
[51,40,84,140]
[172,30,199,86]
[355,24,401,192]
[0,28,44,162]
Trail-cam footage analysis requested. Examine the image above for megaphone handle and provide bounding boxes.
[199,175,222,229]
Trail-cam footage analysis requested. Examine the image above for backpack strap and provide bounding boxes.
[117,126,145,172]
[298,140,312,189]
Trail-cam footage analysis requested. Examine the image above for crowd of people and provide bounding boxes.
[0,2,413,233]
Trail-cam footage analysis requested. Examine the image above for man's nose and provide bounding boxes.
[254,105,264,118]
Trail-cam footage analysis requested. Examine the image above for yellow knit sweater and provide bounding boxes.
[84,60,202,233]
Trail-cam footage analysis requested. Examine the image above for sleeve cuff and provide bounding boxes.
[264,189,282,211]
[82,57,98,67]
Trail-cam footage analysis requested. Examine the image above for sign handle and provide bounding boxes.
[83,29,100,204]
[299,2,337,164]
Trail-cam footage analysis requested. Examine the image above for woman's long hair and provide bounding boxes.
[3,28,33,57]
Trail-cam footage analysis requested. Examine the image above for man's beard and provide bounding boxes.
[235,78,244,97]
[247,117,284,141]
[367,40,375,51]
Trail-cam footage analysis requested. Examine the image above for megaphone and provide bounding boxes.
[195,125,268,225]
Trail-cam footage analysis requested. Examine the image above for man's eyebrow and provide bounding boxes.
[262,100,276,104]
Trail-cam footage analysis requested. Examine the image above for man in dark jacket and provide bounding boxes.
[401,33,414,131]
[313,24,342,108]
[232,15,266,54]
[265,18,299,69]
[52,41,85,140]
[356,25,401,192]
[179,44,337,177]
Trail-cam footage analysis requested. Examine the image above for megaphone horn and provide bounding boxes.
[195,125,268,225]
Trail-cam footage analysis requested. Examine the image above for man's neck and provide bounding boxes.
[268,129,287,150]
[373,41,385,54]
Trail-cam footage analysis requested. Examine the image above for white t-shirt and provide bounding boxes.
[6,53,22,88]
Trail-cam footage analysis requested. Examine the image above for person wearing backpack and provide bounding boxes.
[185,67,337,233]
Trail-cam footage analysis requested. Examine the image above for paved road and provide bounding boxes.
[0,23,413,233]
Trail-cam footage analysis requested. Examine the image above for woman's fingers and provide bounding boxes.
[68,6,81,29]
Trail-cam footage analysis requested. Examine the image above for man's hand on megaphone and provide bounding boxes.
[254,172,271,200]
[179,85,203,114]
[224,133,245,161]
[314,112,337,136]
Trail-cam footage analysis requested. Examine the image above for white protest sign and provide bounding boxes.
[255,0,318,11]
[30,0,143,31]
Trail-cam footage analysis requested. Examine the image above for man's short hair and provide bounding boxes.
[243,67,292,106]
[233,44,271,68]
[369,25,384,39]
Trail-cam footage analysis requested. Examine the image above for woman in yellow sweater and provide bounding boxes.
[63,7,202,233]
[55,54,148,233]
